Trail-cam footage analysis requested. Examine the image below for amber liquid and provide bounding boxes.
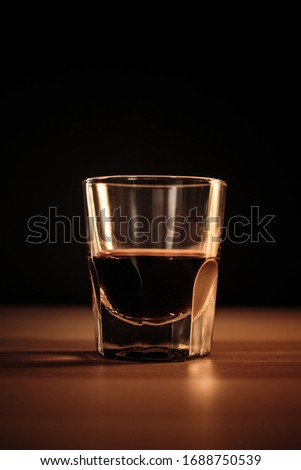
[88,250,216,360]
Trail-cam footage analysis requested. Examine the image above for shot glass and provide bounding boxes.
[83,175,227,361]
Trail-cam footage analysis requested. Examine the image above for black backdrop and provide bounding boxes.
[1,8,300,306]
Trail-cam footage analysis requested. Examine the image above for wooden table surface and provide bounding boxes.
[0,305,301,450]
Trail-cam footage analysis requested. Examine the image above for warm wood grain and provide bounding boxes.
[0,306,301,450]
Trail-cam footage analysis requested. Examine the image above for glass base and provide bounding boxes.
[101,347,211,362]
[92,302,214,362]
[103,346,189,362]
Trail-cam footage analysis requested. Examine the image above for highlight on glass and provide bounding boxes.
[83,175,227,361]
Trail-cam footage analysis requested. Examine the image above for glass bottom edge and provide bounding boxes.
[97,346,210,362]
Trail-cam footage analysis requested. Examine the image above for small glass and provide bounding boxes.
[83,175,227,361]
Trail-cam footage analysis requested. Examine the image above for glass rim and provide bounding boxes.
[83,174,227,188]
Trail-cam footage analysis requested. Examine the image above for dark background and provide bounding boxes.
[1,6,300,306]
